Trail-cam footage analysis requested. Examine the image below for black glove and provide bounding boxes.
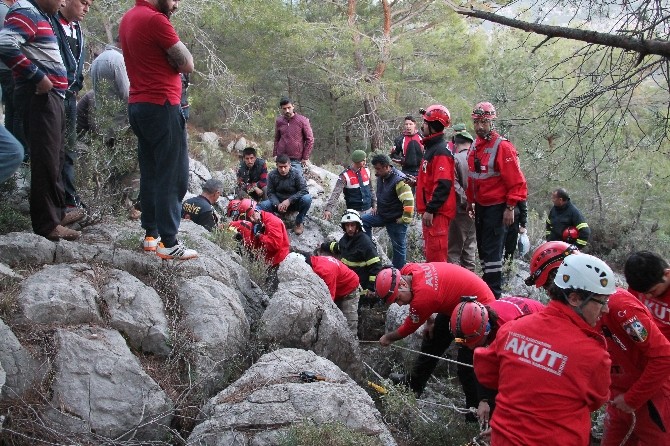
[234,232,243,241]
[253,222,265,237]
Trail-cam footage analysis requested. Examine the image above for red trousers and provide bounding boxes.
[422,213,450,262]
[602,397,670,446]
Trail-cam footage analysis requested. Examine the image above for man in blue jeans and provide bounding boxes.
[258,154,312,235]
[362,154,414,269]
[0,125,22,183]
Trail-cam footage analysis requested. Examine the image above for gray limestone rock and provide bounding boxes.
[187,348,396,446]
[15,263,101,326]
[178,276,251,396]
[100,269,171,356]
[0,317,43,401]
[46,326,173,441]
[0,262,22,280]
[258,254,362,379]
[0,232,56,267]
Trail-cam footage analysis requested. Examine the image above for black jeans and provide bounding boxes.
[475,203,508,298]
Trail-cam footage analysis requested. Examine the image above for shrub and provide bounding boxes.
[277,420,383,446]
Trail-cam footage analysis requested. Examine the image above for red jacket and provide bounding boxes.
[398,263,495,338]
[415,133,456,218]
[256,211,290,266]
[474,300,610,446]
[309,256,360,300]
[598,288,670,410]
[466,131,527,207]
[489,296,545,331]
[628,284,670,341]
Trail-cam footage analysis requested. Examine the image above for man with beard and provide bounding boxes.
[390,115,423,181]
[273,96,314,176]
[120,0,197,260]
[0,0,84,240]
[466,102,527,298]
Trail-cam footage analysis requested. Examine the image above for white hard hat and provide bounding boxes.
[554,254,616,295]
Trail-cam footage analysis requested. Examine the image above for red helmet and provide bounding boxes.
[375,267,402,304]
[238,198,257,218]
[227,199,242,219]
[471,102,497,120]
[420,104,451,128]
[450,298,490,348]
[562,227,579,243]
[525,241,579,288]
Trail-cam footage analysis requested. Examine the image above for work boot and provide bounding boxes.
[46,225,81,241]
[294,222,304,235]
[61,208,86,226]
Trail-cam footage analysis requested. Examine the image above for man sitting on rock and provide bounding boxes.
[301,253,360,334]
[258,154,312,235]
[181,179,223,231]
[236,147,268,202]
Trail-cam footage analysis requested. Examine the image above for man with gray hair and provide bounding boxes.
[181,179,223,231]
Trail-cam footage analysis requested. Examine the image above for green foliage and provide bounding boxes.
[277,420,383,446]
[0,177,31,235]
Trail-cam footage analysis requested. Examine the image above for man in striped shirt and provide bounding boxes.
[0,0,83,240]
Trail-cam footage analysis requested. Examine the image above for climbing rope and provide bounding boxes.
[358,340,474,368]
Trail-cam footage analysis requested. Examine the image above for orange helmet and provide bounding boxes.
[420,104,451,128]
[562,226,579,243]
[450,297,490,348]
[375,267,402,304]
[237,198,257,218]
[525,241,579,288]
[471,102,497,120]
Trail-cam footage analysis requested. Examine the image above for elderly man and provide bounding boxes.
[120,0,196,260]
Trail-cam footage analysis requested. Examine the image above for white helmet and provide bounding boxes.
[340,209,362,230]
[554,254,616,295]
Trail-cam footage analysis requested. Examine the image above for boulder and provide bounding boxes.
[187,348,396,446]
[14,264,101,326]
[200,132,220,151]
[0,262,22,281]
[46,326,173,441]
[178,276,250,396]
[0,362,5,395]
[0,232,56,267]
[188,157,212,195]
[258,254,362,379]
[100,269,171,356]
[0,317,43,401]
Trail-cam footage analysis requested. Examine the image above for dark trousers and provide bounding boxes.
[0,70,15,135]
[408,313,478,409]
[62,94,80,206]
[129,102,188,247]
[26,89,66,236]
[475,203,508,298]
[12,82,30,159]
[503,220,520,260]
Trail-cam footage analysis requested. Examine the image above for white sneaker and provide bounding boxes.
[156,241,198,260]
[143,236,160,252]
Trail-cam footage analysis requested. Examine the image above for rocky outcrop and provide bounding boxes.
[45,326,173,441]
[258,253,362,379]
[0,318,43,402]
[187,348,396,446]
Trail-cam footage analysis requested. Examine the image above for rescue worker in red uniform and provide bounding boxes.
[415,105,456,262]
[376,262,495,415]
[475,254,614,445]
[525,240,580,291]
[624,251,670,340]
[450,296,545,424]
[466,102,527,298]
[323,150,375,220]
[599,288,670,446]
[237,198,289,267]
[302,254,361,334]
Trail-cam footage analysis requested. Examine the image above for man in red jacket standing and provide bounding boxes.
[467,102,527,298]
[475,254,614,445]
[376,262,495,413]
[598,288,670,445]
[302,254,360,334]
[415,105,456,262]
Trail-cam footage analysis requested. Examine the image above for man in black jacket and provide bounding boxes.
[258,154,312,235]
[181,179,223,231]
[546,188,591,249]
[390,115,423,179]
[236,147,268,201]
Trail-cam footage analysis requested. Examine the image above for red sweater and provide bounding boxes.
[310,256,360,300]
[489,296,545,329]
[628,284,670,341]
[598,288,670,410]
[466,131,527,207]
[475,301,610,445]
[398,263,495,338]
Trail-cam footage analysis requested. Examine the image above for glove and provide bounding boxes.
[234,232,243,241]
[253,222,265,237]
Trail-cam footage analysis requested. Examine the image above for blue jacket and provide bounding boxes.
[53,11,84,94]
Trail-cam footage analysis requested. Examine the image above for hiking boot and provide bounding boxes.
[294,222,304,235]
[143,236,160,252]
[47,225,81,241]
[156,241,198,260]
[61,208,86,226]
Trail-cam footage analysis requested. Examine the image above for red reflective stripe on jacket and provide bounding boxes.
[310,256,360,300]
